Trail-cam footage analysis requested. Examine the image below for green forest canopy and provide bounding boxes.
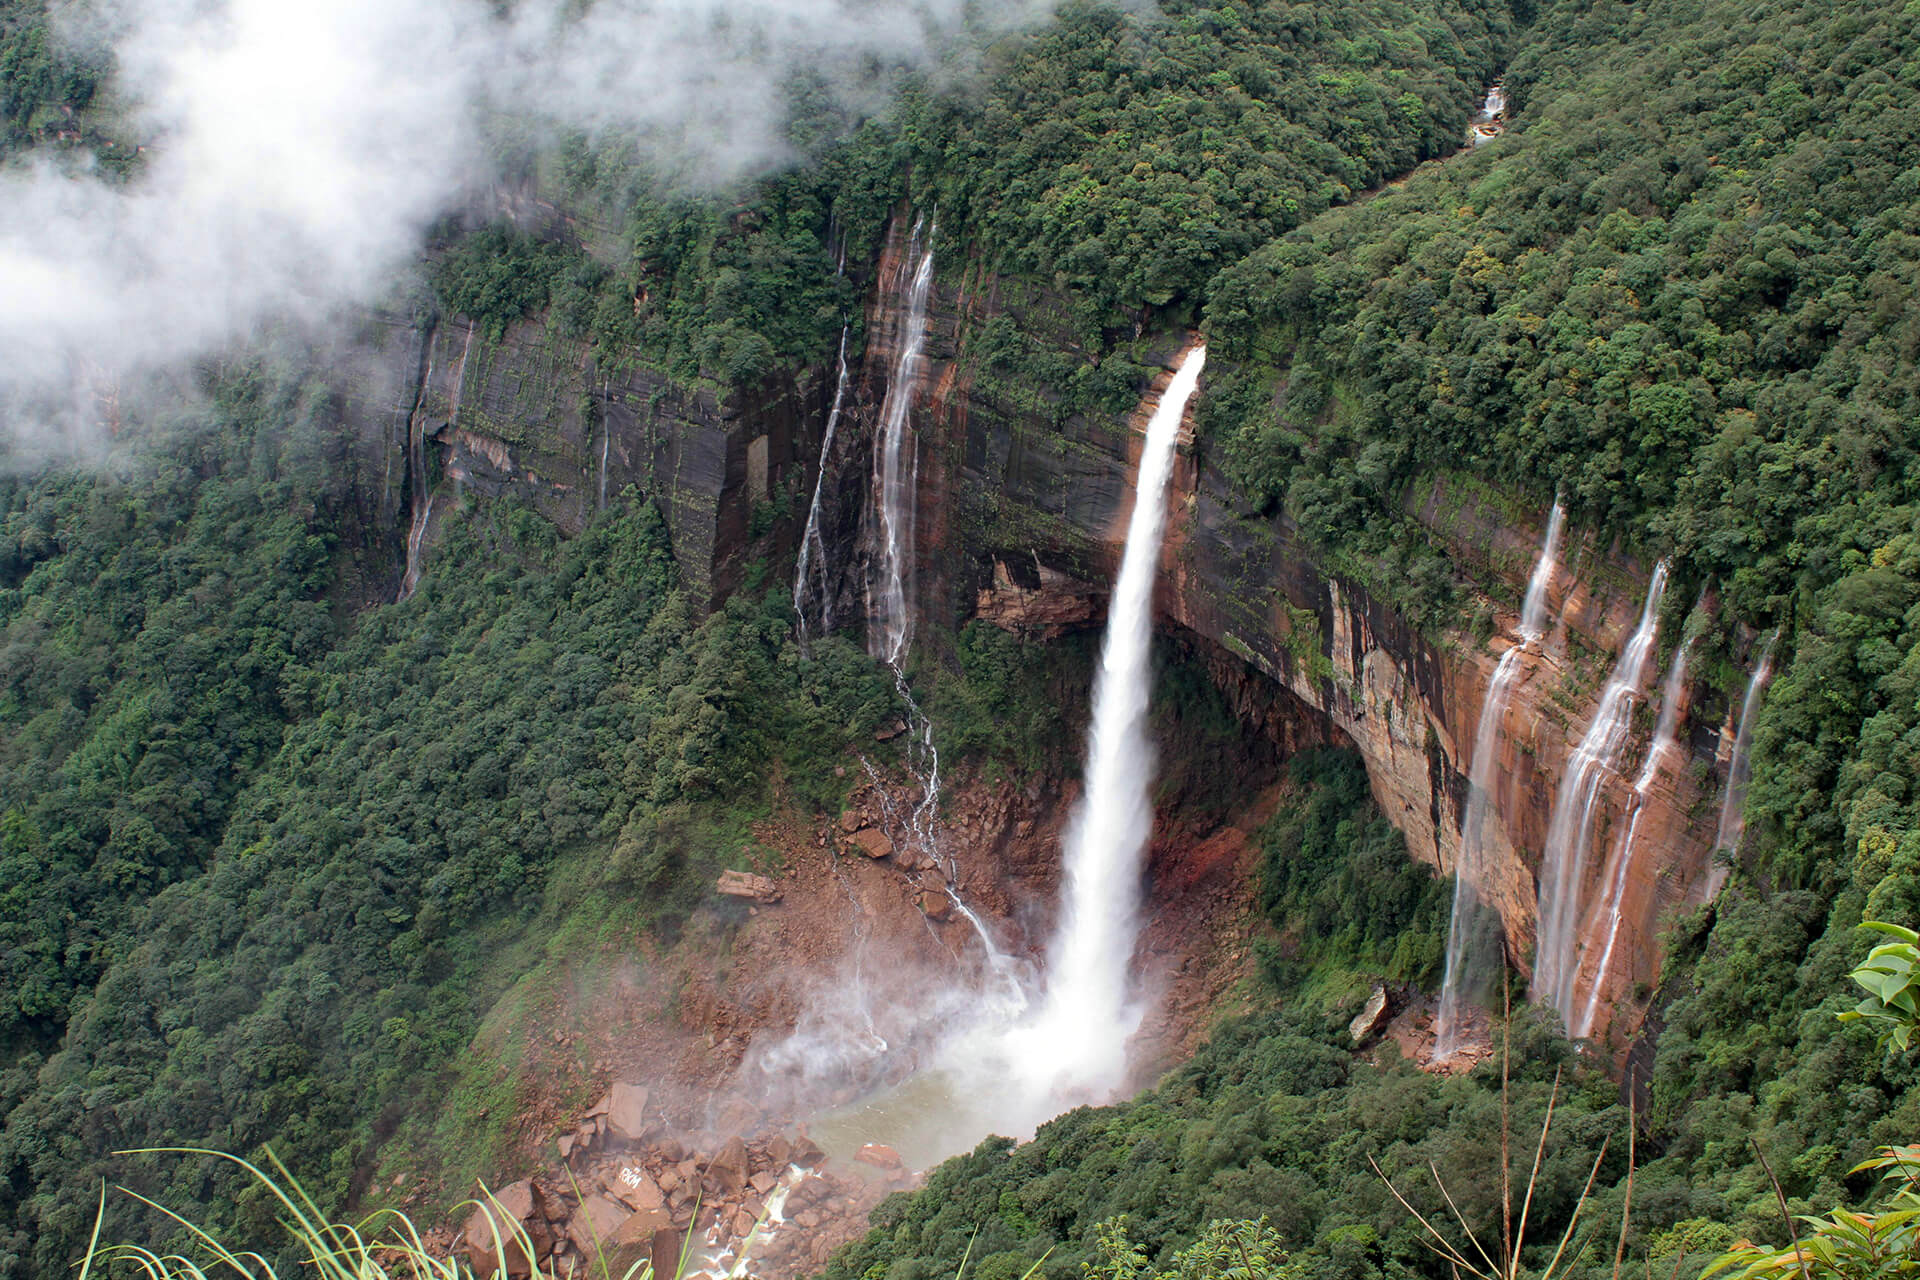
[3,0,1920,1278]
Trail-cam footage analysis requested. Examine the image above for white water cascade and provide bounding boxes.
[1434,501,1564,1059]
[870,222,935,667]
[1574,637,1692,1039]
[1534,561,1670,1024]
[1469,83,1507,147]
[1001,343,1206,1105]
[793,326,852,644]
[1706,637,1777,898]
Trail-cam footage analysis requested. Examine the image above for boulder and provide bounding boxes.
[839,810,867,834]
[606,1082,651,1143]
[731,1208,757,1237]
[611,1205,674,1248]
[791,1134,826,1167]
[566,1193,631,1256]
[874,719,907,741]
[715,870,781,903]
[707,1135,749,1196]
[1349,984,1391,1045]
[766,1135,793,1168]
[463,1180,552,1278]
[749,1170,778,1195]
[847,828,893,859]
[855,1143,903,1171]
[607,1165,665,1213]
[650,1226,686,1280]
[915,889,952,921]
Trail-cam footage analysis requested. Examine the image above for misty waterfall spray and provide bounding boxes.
[1434,501,1563,1059]
[1009,344,1205,1102]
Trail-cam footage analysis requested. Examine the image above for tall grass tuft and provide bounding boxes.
[80,1148,666,1280]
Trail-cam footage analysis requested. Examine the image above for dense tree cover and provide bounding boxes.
[1172,0,1920,1268]
[1203,0,1919,627]
[895,0,1512,333]
[0,377,902,1276]
[0,0,126,171]
[1256,750,1448,990]
[435,0,1516,389]
[5,0,1920,1278]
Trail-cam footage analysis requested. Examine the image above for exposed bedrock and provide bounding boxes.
[358,213,1738,1047]
[333,309,836,610]
[852,216,1730,1047]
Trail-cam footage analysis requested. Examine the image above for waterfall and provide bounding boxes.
[1005,344,1206,1103]
[597,423,609,512]
[1434,501,1564,1059]
[1470,83,1507,147]
[1534,561,1670,1024]
[793,326,852,645]
[870,222,935,667]
[1706,636,1777,897]
[399,493,435,601]
[1574,637,1692,1039]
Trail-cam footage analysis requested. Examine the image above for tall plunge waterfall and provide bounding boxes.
[792,326,851,644]
[871,223,936,667]
[1574,637,1691,1039]
[1534,561,1670,1024]
[1002,344,1206,1105]
[1434,501,1564,1059]
[1706,637,1776,898]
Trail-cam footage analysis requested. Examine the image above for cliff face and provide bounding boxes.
[334,311,832,609]
[348,214,1732,1046]
[853,217,1728,1047]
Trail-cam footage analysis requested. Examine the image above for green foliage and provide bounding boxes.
[1258,750,1449,990]
[430,226,603,342]
[900,0,1512,336]
[1705,1145,1920,1280]
[1838,924,1920,1054]
[0,387,891,1276]
[918,623,1093,778]
[822,1006,1618,1280]
[1090,1217,1304,1280]
[0,0,117,168]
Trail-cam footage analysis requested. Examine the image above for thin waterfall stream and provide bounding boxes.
[792,326,852,645]
[1574,636,1692,1038]
[1434,501,1563,1059]
[871,221,934,667]
[1534,561,1670,1024]
[1706,636,1777,898]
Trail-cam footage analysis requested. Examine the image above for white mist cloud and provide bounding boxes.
[0,0,1051,459]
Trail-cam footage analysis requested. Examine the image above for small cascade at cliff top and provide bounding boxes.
[1575,636,1691,1039]
[1534,561,1670,1025]
[997,342,1206,1106]
[1434,500,1563,1059]
[1707,636,1777,898]
[870,221,934,667]
[793,326,852,645]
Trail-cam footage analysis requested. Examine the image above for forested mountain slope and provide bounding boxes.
[0,0,1917,1277]
[835,0,1920,1277]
